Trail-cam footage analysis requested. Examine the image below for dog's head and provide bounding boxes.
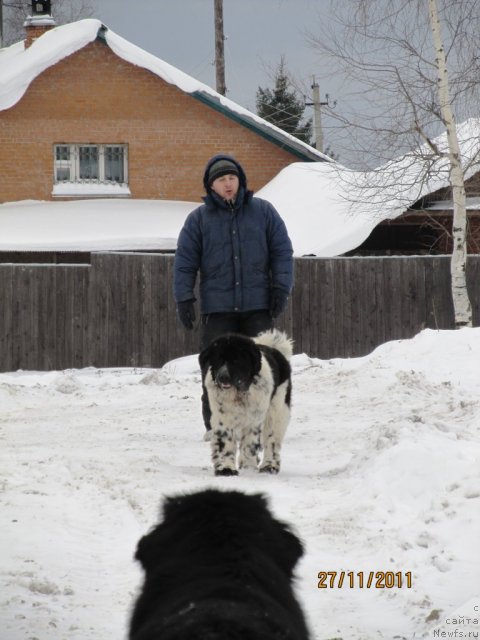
[134,489,304,579]
[199,334,262,392]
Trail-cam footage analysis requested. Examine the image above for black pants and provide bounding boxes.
[200,310,274,431]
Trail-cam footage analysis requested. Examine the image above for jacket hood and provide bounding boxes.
[203,154,248,194]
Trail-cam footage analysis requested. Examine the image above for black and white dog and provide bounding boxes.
[129,489,310,640]
[199,330,293,476]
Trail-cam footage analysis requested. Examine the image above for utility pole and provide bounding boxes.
[214,0,226,95]
[305,76,335,153]
[0,1,3,49]
[311,78,324,152]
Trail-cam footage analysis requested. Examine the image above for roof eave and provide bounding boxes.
[192,91,329,163]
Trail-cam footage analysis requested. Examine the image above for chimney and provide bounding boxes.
[24,1,56,48]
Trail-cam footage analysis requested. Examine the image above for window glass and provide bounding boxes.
[79,146,99,180]
[105,146,125,182]
[56,146,70,161]
[54,144,127,185]
[56,167,71,181]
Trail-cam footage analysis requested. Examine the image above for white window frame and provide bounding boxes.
[52,144,130,197]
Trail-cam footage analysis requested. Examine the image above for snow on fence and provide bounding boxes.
[0,252,479,372]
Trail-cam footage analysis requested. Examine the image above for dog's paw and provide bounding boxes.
[214,467,239,476]
[259,464,280,474]
[238,456,259,470]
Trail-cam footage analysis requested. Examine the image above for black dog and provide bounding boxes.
[129,489,310,640]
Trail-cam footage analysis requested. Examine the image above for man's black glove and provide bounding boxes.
[177,299,196,330]
[269,290,288,318]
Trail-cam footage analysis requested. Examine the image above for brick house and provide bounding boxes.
[0,15,327,205]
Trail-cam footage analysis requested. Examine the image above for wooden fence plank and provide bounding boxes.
[12,266,31,370]
[151,254,170,366]
[308,258,322,358]
[382,258,402,343]
[165,256,198,362]
[342,258,355,357]
[292,258,311,355]
[115,254,129,367]
[319,259,337,359]
[0,266,13,371]
[364,258,382,356]
[140,254,154,367]
[37,267,56,370]
[55,267,67,369]
[425,256,454,329]
[74,266,90,369]
[57,265,90,370]
[333,258,348,358]
[88,253,111,367]
[400,257,426,339]
[372,258,387,352]
[348,258,378,358]
[126,254,142,367]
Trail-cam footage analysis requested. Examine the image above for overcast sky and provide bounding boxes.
[90,0,334,128]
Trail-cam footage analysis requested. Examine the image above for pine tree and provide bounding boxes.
[256,58,312,145]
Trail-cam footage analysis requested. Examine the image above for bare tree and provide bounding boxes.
[2,0,94,46]
[310,0,478,327]
[427,0,470,326]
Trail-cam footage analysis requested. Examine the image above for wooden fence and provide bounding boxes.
[0,253,479,372]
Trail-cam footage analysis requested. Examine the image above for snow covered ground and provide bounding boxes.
[1,328,479,640]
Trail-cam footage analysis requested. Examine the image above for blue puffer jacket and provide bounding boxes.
[174,155,294,314]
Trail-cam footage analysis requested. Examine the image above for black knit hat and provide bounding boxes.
[207,159,240,186]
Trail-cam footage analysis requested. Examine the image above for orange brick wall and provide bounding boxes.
[0,39,304,203]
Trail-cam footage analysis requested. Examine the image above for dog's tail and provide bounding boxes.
[254,329,293,361]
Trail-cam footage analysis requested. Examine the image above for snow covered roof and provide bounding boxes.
[0,189,371,257]
[257,162,378,256]
[350,118,480,218]
[0,199,195,252]
[257,118,480,255]
[0,18,329,163]
[0,160,397,256]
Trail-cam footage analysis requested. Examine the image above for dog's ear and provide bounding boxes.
[134,525,166,570]
[198,346,210,373]
[277,523,305,574]
[249,493,304,575]
[264,518,304,577]
[255,348,261,371]
[162,494,189,520]
[135,495,191,570]
[249,345,262,374]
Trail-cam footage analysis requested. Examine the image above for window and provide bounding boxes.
[53,144,129,197]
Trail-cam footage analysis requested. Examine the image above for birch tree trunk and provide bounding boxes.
[427,0,472,327]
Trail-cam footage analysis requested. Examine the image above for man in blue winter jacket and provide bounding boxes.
[173,153,294,435]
